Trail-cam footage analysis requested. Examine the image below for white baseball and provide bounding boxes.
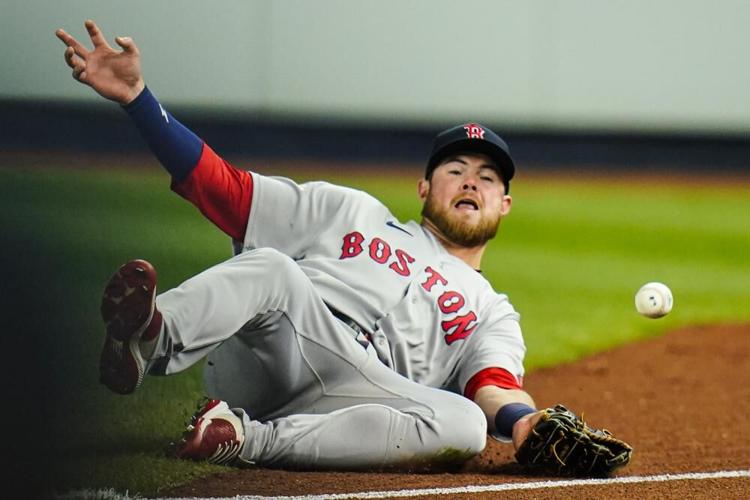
[635,282,673,318]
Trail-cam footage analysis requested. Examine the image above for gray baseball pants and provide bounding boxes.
[149,248,487,468]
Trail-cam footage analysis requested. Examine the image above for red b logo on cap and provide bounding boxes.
[463,123,485,139]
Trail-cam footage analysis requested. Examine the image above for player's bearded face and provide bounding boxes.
[421,191,502,247]
[420,154,511,248]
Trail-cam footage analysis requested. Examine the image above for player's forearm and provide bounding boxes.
[122,86,203,182]
[171,144,253,241]
[123,87,253,240]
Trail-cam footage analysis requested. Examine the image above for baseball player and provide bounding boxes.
[55,21,632,474]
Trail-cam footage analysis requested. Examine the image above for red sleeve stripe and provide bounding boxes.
[464,367,522,401]
[171,144,253,241]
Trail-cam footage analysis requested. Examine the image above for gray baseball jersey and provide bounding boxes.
[239,174,526,395]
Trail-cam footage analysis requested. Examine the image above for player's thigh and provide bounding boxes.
[301,343,486,438]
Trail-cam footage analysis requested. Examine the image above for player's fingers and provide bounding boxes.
[55,28,89,58]
[72,65,87,82]
[64,46,86,66]
[64,46,78,68]
[85,19,111,49]
[114,36,139,55]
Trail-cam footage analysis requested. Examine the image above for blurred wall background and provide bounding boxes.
[2,0,749,166]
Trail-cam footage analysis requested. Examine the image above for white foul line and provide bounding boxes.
[57,470,750,500]
[160,469,750,500]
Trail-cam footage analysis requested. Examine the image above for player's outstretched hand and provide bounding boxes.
[55,20,145,105]
[513,404,632,477]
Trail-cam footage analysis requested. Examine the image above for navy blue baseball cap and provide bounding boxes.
[426,123,515,192]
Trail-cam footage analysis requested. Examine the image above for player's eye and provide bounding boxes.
[480,176,495,182]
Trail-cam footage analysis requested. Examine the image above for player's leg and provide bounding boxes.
[99,249,486,468]
[195,285,487,469]
[99,248,330,394]
[232,343,488,469]
[149,247,366,374]
[201,310,327,419]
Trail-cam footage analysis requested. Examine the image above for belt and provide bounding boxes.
[329,307,364,334]
[327,306,371,348]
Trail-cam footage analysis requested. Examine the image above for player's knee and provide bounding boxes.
[436,397,487,455]
[247,248,301,277]
[461,401,488,454]
[249,247,289,263]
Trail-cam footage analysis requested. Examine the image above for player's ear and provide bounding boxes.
[500,195,512,216]
[418,178,429,200]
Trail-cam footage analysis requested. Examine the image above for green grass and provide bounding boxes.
[3,166,748,496]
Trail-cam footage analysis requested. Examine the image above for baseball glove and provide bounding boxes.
[515,404,632,477]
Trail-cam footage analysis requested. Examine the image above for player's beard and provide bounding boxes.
[421,194,501,247]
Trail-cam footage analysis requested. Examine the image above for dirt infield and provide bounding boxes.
[161,324,750,499]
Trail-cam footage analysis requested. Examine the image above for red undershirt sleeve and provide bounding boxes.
[170,143,253,241]
[463,367,523,401]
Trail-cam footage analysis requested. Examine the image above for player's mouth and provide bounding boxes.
[454,198,480,211]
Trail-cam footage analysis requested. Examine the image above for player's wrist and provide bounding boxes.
[495,403,536,441]
[125,81,146,105]
[120,80,146,106]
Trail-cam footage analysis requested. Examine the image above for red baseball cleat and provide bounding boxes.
[175,399,246,465]
[99,259,162,395]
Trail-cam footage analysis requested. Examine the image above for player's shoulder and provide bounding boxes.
[258,174,388,211]
[301,179,385,208]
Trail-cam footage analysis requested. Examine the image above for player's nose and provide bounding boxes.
[461,172,479,191]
